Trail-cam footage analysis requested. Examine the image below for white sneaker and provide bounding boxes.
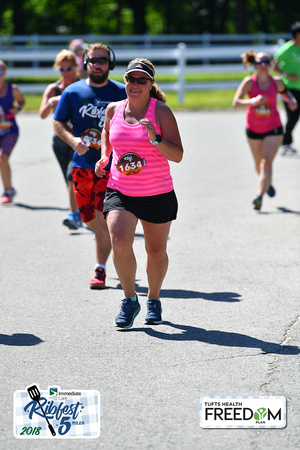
[280,145,298,156]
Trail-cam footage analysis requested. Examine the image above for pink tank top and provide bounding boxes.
[246,74,282,133]
[108,97,174,197]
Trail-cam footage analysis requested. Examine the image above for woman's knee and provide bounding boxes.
[260,158,272,171]
[145,243,168,261]
[0,153,9,167]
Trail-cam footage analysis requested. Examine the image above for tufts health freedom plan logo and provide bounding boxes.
[200,396,286,428]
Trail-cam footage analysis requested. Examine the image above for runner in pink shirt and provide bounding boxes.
[233,50,297,211]
[95,58,184,328]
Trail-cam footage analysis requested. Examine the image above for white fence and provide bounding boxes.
[0,33,288,103]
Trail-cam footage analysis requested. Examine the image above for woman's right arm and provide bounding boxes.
[232,77,260,108]
[232,77,267,108]
[39,83,61,119]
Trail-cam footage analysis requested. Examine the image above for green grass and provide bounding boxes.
[14,72,248,85]
[21,71,253,111]
[165,90,236,109]
[24,94,44,111]
[24,89,237,111]
[24,90,237,111]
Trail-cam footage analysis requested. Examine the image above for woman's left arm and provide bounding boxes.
[10,84,25,115]
[140,102,183,163]
[275,77,298,111]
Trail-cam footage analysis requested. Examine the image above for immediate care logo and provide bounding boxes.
[200,396,286,428]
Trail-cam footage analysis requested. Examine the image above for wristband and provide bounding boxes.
[48,98,54,107]
[17,104,22,111]
[250,98,257,105]
[150,134,162,145]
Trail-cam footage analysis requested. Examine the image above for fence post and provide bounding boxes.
[177,42,186,105]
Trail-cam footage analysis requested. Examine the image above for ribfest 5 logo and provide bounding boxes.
[14,384,100,438]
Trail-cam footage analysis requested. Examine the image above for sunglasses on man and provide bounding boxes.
[87,57,109,65]
[125,75,151,85]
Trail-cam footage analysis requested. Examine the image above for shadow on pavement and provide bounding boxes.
[12,202,67,212]
[277,207,300,215]
[123,322,300,355]
[136,285,242,302]
[0,333,43,346]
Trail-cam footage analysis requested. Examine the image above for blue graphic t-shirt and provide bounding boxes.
[54,79,126,169]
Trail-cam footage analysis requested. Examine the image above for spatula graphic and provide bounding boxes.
[27,385,56,436]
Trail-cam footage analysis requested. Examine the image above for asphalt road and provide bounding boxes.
[1,110,299,449]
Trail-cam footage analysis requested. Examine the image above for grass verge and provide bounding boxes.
[20,71,261,111]
[23,89,237,112]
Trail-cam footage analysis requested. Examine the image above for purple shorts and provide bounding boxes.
[0,133,18,156]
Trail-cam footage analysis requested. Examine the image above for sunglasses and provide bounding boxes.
[59,66,74,72]
[87,57,109,65]
[125,75,151,85]
[256,59,270,65]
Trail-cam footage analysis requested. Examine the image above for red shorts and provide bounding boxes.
[72,167,109,223]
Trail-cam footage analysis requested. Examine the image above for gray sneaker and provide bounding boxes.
[253,196,262,211]
[280,145,297,156]
[144,299,163,325]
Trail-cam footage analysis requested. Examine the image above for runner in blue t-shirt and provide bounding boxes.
[54,43,126,290]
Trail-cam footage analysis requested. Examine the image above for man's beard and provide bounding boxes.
[89,68,109,84]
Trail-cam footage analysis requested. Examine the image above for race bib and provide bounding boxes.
[254,104,271,118]
[0,115,13,134]
[81,129,101,149]
[115,152,146,176]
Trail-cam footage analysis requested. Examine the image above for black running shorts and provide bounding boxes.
[246,126,283,140]
[103,188,178,223]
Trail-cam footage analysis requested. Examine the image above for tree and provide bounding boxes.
[0,0,300,36]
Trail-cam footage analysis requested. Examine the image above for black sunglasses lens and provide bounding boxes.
[89,57,108,64]
[126,76,148,85]
[257,60,270,65]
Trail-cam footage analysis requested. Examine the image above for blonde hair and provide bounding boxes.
[127,58,166,104]
[241,50,271,69]
[53,49,79,74]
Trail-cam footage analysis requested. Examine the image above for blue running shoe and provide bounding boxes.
[144,299,163,325]
[76,210,83,228]
[267,185,276,197]
[114,297,140,328]
[63,212,78,230]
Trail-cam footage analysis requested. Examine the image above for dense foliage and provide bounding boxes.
[1,0,299,36]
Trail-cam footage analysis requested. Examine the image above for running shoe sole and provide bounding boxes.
[144,318,163,325]
[63,218,78,230]
[90,283,106,290]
